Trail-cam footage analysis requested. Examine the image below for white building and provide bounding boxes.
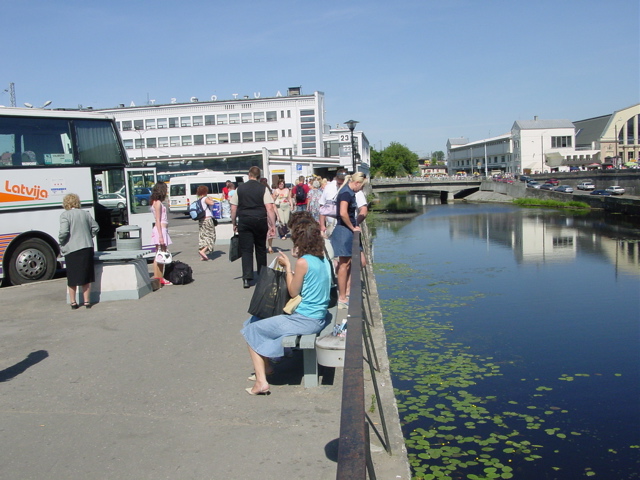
[447,134,514,175]
[95,87,369,184]
[447,116,601,175]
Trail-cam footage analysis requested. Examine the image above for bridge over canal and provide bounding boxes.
[371,177,482,202]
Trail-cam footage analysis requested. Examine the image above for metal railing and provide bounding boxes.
[335,227,392,479]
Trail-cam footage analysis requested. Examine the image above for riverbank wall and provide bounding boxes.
[474,180,640,216]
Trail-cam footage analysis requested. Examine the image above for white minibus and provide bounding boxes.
[168,170,247,215]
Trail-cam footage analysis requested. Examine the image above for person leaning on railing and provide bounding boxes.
[329,172,368,310]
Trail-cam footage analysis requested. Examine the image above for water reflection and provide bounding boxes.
[373,194,640,275]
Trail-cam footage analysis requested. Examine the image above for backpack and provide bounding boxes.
[295,184,307,204]
[188,198,206,221]
[166,261,193,285]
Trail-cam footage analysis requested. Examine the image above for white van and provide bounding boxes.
[168,170,248,215]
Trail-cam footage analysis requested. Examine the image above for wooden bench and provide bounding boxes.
[282,306,338,388]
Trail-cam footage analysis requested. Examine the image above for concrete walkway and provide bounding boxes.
[0,219,409,479]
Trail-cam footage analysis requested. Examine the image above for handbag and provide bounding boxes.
[319,197,338,217]
[155,250,172,264]
[229,234,240,262]
[325,246,338,308]
[283,295,302,314]
[248,259,291,319]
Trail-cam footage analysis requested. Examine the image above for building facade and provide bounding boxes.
[447,134,514,175]
[96,88,369,183]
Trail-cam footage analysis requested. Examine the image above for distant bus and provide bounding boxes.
[0,108,156,285]
[168,170,247,215]
[156,169,205,184]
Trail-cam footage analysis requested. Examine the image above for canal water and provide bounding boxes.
[370,194,640,480]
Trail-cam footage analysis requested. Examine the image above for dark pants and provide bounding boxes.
[238,215,268,280]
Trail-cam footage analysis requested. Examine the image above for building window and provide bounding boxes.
[169,117,179,128]
[551,136,572,148]
[287,110,291,118]
[300,109,314,116]
[300,116,315,123]
[266,111,277,122]
[229,113,240,124]
[123,139,133,149]
[242,132,253,142]
[134,120,144,130]
[230,133,241,143]
[301,136,316,142]
[255,131,266,142]
[193,116,203,126]
[157,118,168,129]
[282,130,286,137]
[301,129,315,135]
[134,138,144,149]
[288,129,292,137]
[281,111,285,118]
[254,112,265,123]
[301,142,316,148]
[194,135,204,145]
[122,120,132,131]
[158,137,169,147]
[302,149,316,155]
[218,133,229,144]
[242,113,252,123]
[300,123,315,129]
[182,136,192,146]
[181,117,191,127]
[217,114,228,125]
[205,134,216,144]
[169,136,180,147]
[146,138,157,148]
[145,119,156,129]
[205,115,215,125]
[267,130,278,141]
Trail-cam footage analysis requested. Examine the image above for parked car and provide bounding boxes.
[98,193,127,209]
[519,175,531,183]
[591,190,612,196]
[540,184,556,191]
[605,185,625,195]
[577,181,595,191]
[555,185,574,193]
[547,178,560,185]
[133,187,152,206]
[527,181,542,189]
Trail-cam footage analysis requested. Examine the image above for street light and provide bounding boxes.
[344,119,359,173]
[24,100,52,109]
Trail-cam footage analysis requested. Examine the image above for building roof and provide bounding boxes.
[573,114,611,148]
[447,137,469,146]
[513,119,574,130]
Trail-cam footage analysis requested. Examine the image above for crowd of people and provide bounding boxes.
[59,166,368,397]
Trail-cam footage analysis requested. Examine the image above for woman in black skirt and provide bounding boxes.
[59,193,99,309]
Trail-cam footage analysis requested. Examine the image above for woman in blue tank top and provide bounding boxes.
[241,219,331,395]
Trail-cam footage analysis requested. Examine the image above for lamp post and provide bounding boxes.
[344,119,359,173]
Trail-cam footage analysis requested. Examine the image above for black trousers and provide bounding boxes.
[238,215,268,280]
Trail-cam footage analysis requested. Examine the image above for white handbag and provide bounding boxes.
[155,250,173,264]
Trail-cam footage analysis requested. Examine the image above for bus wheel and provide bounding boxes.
[8,238,57,285]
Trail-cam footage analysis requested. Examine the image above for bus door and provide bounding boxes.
[92,166,126,251]
[125,167,156,252]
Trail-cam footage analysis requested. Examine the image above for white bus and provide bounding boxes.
[168,170,247,215]
[0,108,156,285]
[156,169,205,185]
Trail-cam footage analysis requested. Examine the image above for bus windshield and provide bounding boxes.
[0,115,126,167]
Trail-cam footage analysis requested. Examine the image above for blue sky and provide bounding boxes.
[2,0,638,158]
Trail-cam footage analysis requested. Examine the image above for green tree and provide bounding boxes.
[374,142,419,177]
[431,150,445,164]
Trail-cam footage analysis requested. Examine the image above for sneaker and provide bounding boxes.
[159,278,173,286]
